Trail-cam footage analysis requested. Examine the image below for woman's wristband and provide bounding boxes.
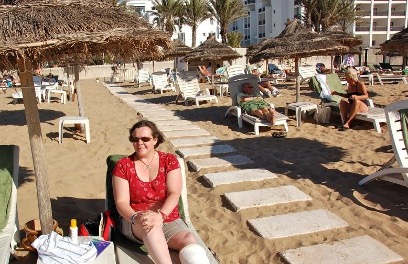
[130,212,140,225]
[157,209,168,221]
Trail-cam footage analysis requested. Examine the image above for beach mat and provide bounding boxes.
[177,145,236,158]
[203,169,277,187]
[224,185,312,211]
[188,155,254,172]
[280,235,403,264]
[170,136,220,148]
[248,209,348,239]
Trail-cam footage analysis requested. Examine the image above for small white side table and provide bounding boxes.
[285,102,318,127]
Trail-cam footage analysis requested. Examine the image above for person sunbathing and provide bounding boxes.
[197,65,211,77]
[331,67,369,131]
[238,82,277,123]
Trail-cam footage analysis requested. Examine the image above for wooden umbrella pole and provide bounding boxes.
[295,57,300,102]
[18,57,53,234]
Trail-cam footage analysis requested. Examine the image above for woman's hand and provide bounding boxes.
[138,210,163,232]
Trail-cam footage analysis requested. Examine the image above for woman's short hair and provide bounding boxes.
[129,120,165,148]
[345,67,359,81]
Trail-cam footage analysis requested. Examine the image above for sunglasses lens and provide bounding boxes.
[130,137,152,142]
[141,137,151,142]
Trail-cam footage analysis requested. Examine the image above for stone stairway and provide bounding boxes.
[102,82,403,264]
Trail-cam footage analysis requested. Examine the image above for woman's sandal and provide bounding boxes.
[338,125,349,131]
[272,131,287,138]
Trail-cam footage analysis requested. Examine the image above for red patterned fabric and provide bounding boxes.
[113,151,180,223]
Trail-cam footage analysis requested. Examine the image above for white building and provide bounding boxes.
[229,0,295,47]
[119,0,221,47]
[354,0,408,48]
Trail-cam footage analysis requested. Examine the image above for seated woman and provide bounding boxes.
[331,67,369,131]
[238,82,277,123]
[112,120,210,264]
[197,65,211,77]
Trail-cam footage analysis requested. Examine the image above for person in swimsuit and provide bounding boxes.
[332,67,369,130]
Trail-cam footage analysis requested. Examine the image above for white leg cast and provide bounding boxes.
[179,244,210,264]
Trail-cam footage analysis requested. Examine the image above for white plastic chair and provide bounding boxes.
[175,71,218,106]
[151,72,176,94]
[135,70,151,87]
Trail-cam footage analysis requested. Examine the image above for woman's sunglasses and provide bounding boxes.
[129,136,153,143]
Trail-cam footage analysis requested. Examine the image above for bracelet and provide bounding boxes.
[130,212,139,225]
[157,209,168,221]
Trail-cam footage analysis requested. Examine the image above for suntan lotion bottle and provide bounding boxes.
[69,219,78,244]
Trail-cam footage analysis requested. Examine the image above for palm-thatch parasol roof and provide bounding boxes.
[0,0,171,234]
[381,27,408,56]
[0,1,171,70]
[183,36,242,63]
[165,39,193,57]
[248,19,350,102]
[183,36,242,89]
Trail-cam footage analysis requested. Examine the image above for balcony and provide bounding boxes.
[244,0,255,5]
[391,26,405,31]
[373,11,388,16]
[391,10,406,16]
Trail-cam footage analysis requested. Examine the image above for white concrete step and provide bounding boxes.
[139,110,175,117]
[203,169,277,187]
[280,235,403,264]
[159,125,200,132]
[155,120,192,127]
[163,129,211,138]
[146,115,183,121]
[177,144,236,158]
[248,209,348,239]
[170,136,220,148]
[224,185,312,211]
[188,155,254,172]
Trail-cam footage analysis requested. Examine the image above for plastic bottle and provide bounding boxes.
[69,219,78,244]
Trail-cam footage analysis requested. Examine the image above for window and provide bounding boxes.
[203,33,206,36]
[372,40,376,46]
[210,18,214,25]
[178,33,185,43]
[134,6,145,16]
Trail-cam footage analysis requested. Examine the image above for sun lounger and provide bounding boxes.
[225,74,289,135]
[359,100,408,187]
[377,74,407,84]
[298,66,317,84]
[0,145,20,264]
[105,155,219,263]
[309,73,386,133]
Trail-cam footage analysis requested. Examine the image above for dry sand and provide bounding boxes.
[2,77,408,263]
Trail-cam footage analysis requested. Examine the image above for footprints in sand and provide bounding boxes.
[102,82,403,264]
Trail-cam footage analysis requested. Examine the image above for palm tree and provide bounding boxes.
[227,31,243,48]
[299,0,362,32]
[336,0,364,32]
[182,0,212,47]
[150,0,185,35]
[208,0,248,44]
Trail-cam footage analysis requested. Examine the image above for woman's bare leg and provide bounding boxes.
[344,100,368,128]
[339,100,351,127]
[132,222,172,264]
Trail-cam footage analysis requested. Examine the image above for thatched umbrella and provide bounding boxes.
[165,39,193,72]
[183,36,242,89]
[248,19,349,102]
[0,0,171,234]
[381,27,408,56]
[380,28,408,67]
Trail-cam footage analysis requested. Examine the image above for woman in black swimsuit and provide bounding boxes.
[332,67,369,130]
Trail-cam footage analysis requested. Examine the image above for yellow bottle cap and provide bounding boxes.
[70,219,77,228]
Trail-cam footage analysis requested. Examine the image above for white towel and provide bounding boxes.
[32,231,97,264]
[315,74,332,101]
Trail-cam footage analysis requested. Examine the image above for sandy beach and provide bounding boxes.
[2,77,408,263]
